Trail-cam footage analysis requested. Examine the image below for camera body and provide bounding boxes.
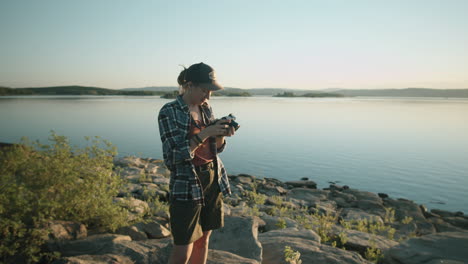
[221,114,240,131]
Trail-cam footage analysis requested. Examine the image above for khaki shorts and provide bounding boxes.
[169,162,224,245]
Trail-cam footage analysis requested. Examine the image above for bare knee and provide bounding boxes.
[193,231,211,249]
[169,244,192,264]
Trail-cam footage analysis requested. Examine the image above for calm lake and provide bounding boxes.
[1,95,467,213]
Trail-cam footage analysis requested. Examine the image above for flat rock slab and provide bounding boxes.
[342,188,382,204]
[259,227,321,243]
[259,236,371,264]
[383,232,468,264]
[286,188,328,206]
[49,234,171,264]
[340,208,384,224]
[210,216,263,262]
[331,227,398,254]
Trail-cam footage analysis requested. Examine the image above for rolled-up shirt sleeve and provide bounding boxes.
[158,106,193,169]
[207,104,227,154]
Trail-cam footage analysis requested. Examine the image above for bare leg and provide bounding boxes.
[189,230,212,264]
[169,243,193,264]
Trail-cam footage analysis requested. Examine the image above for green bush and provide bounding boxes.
[0,132,129,263]
[242,190,266,207]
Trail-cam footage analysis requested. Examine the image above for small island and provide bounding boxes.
[273,91,344,98]
[160,90,252,99]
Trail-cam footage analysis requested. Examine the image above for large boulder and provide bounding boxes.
[259,230,371,264]
[210,216,263,262]
[114,219,171,241]
[383,232,468,264]
[47,221,87,241]
[115,226,147,241]
[134,221,171,239]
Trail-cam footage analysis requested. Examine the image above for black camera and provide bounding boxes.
[221,114,240,131]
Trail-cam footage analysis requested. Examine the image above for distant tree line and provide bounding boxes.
[273,91,344,98]
[0,86,166,96]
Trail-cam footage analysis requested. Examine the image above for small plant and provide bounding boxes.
[138,171,151,183]
[267,205,296,218]
[241,205,261,217]
[308,208,337,243]
[340,219,352,229]
[383,207,396,224]
[284,246,302,264]
[242,190,266,207]
[341,217,397,240]
[146,194,169,218]
[270,195,283,207]
[337,231,348,249]
[401,216,413,224]
[364,241,384,263]
[275,218,287,229]
[159,184,170,193]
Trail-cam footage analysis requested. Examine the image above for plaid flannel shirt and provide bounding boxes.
[158,95,232,205]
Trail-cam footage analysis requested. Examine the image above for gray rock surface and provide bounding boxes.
[340,208,384,224]
[52,254,134,264]
[49,234,172,264]
[134,221,171,239]
[210,216,263,262]
[152,243,260,264]
[207,249,260,264]
[331,227,398,254]
[383,232,468,264]
[258,215,299,231]
[259,228,321,243]
[384,198,436,235]
[286,188,328,206]
[47,220,87,241]
[115,226,147,241]
[259,234,371,264]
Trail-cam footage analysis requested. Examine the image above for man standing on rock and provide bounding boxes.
[158,62,235,264]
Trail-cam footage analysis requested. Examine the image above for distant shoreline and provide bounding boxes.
[2,86,468,98]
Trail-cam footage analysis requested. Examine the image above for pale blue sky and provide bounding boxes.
[1,0,467,89]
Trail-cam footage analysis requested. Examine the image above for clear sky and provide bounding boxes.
[1,0,467,90]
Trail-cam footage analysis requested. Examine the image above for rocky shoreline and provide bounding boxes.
[47,156,468,264]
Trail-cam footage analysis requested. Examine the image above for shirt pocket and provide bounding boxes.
[171,179,191,197]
